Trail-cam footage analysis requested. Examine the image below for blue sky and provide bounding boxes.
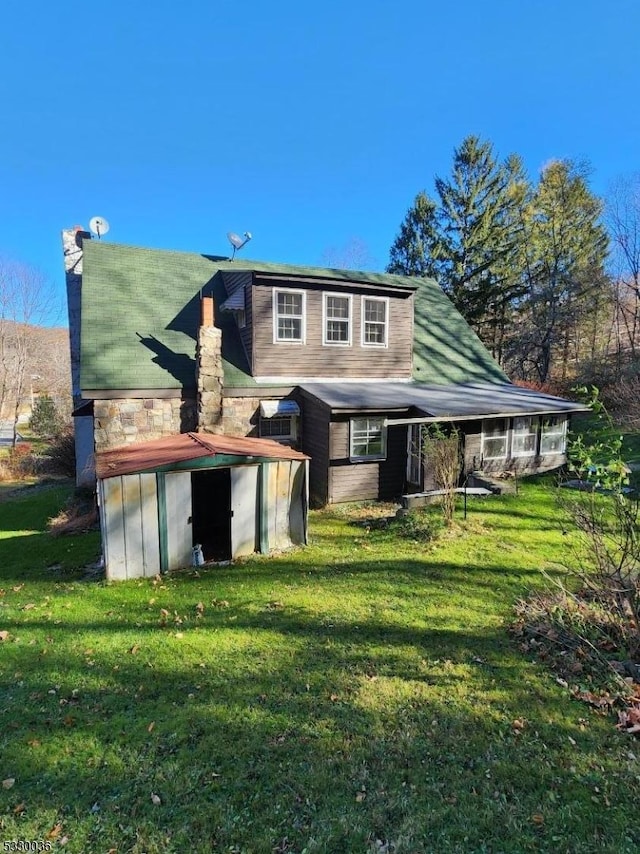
[1,0,638,325]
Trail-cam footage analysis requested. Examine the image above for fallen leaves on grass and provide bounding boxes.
[2,777,15,789]
[151,792,162,805]
[0,630,10,641]
[617,704,640,735]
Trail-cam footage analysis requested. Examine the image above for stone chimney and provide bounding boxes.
[196,296,224,433]
[62,227,91,409]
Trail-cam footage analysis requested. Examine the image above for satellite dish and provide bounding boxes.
[89,216,110,239]
[226,230,252,259]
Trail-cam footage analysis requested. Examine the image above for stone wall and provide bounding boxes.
[94,397,197,450]
[196,325,223,432]
[220,396,259,437]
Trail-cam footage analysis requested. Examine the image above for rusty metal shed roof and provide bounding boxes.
[96,432,308,480]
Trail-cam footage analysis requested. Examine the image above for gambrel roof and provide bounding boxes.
[79,240,508,393]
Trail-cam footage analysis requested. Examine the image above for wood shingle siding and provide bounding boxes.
[251,282,414,379]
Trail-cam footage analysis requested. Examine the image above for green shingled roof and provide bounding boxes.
[79,240,507,391]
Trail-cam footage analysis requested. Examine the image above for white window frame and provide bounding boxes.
[350,417,387,461]
[481,419,508,460]
[323,292,352,346]
[540,415,567,455]
[512,416,539,458]
[259,414,297,442]
[273,288,306,344]
[361,296,389,348]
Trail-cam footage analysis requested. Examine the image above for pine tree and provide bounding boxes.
[517,160,609,383]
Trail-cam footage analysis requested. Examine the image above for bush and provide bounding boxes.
[47,429,76,478]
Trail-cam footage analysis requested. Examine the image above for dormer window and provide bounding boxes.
[362,297,388,347]
[274,289,305,343]
[323,293,352,345]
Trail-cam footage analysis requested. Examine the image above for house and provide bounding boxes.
[63,227,587,515]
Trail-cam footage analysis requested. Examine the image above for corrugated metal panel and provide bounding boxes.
[165,472,193,569]
[102,473,161,580]
[96,431,308,479]
[230,466,258,557]
[102,477,127,580]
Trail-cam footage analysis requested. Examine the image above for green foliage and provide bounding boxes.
[568,386,628,490]
[389,140,610,380]
[29,393,63,438]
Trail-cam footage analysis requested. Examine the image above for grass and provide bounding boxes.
[1,481,640,853]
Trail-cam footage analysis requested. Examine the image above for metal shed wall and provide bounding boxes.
[100,473,160,581]
[264,459,308,549]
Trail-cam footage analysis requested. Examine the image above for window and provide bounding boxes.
[362,297,388,346]
[323,293,351,345]
[407,423,423,484]
[260,415,297,441]
[274,289,305,342]
[350,417,386,460]
[540,416,567,454]
[482,419,508,459]
[512,416,538,457]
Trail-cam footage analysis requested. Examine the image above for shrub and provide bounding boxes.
[47,429,76,478]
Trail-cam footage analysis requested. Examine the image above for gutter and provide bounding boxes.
[384,407,590,428]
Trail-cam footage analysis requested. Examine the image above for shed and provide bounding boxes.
[95,432,309,581]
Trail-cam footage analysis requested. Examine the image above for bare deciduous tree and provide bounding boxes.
[0,257,60,445]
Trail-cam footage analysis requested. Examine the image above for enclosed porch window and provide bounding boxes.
[350,417,387,461]
[481,419,508,460]
[540,416,567,454]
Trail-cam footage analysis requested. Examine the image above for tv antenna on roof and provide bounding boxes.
[227,230,252,260]
[89,216,110,239]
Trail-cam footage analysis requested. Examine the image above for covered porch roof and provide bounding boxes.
[298,382,589,421]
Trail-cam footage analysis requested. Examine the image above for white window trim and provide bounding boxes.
[350,417,387,461]
[481,419,508,460]
[361,296,389,348]
[540,416,567,455]
[273,288,306,344]
[512,416,539,458]
[322,292,352,346]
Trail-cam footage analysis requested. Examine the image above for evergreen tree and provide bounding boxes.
[516,160,609,383]
[387,136,530,362]
[387,191,440,278]
[30,394,62,438]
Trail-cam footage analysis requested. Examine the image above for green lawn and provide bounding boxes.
[1,482,639,853]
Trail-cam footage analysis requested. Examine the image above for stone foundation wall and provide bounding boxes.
[94,397,197,450]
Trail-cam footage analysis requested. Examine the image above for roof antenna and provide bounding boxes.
[227,231,252,260]
[89,216,110,239]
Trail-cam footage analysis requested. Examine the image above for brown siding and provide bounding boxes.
[329,417,408,503]
[379,425,407,499]
[240,283,252,368]
[330,463,380,503]
[251,282,414,379]
[297,390,330,507]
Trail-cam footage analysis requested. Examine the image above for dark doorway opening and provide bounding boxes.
[191,468,231,561]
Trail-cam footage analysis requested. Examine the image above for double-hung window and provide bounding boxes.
[540,416,567,454]
[324,293,351,345]
[512,416,538,457]
[274,289,305,343]
[482,419,508,460]
[350,417,386,460]
[362,297,388,346]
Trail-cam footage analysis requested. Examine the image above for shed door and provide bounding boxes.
[230,466,259,557]
[164,471,193,569]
